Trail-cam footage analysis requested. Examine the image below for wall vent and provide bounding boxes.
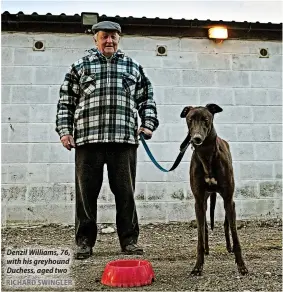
[156,45,167,56]
[33,40,45,51]
[259,48,269,58]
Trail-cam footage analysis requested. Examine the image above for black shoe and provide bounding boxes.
[75,238,93,259]
[122,243,144,255]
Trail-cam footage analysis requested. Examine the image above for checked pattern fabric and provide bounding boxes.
[56,49,159,146]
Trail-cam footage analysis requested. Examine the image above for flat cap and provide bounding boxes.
[92,21,121,33]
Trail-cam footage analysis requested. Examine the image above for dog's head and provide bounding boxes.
[180,104,223,146]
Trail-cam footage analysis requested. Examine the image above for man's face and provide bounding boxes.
[95,31,119,57]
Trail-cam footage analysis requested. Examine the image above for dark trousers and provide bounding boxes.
[75,143,139,249]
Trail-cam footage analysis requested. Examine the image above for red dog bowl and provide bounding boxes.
[101,259,155,288]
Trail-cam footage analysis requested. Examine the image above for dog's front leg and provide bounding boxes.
[224,214,232,253]
[191,198,206,276]
[204,215,209,255]
[223,197,248,275]
[204,199,209,255]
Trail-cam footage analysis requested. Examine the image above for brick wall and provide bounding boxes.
[1,32,282,225]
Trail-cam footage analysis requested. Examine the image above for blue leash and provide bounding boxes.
[139,132,191,172]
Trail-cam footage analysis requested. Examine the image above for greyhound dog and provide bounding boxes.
[180,103,248,276]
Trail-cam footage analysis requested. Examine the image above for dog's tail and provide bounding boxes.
[210,192,217,230]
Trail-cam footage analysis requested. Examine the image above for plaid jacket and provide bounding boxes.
[56,48,159,146]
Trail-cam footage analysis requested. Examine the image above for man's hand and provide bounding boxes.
[138,127,153,140]
[61,135,76,151]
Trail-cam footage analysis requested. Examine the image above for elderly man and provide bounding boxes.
[55,21,159,259]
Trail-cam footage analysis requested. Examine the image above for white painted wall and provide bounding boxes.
[1,32,282,225]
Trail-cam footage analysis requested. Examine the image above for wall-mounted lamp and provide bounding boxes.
[81,12,98,33]
[208,27,228,44]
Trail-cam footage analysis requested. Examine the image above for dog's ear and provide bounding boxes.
[206,103,223,115]
[180,106,193,118]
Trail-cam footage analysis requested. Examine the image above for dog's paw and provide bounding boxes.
[238,264,248,275]
[191,264,203,276]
